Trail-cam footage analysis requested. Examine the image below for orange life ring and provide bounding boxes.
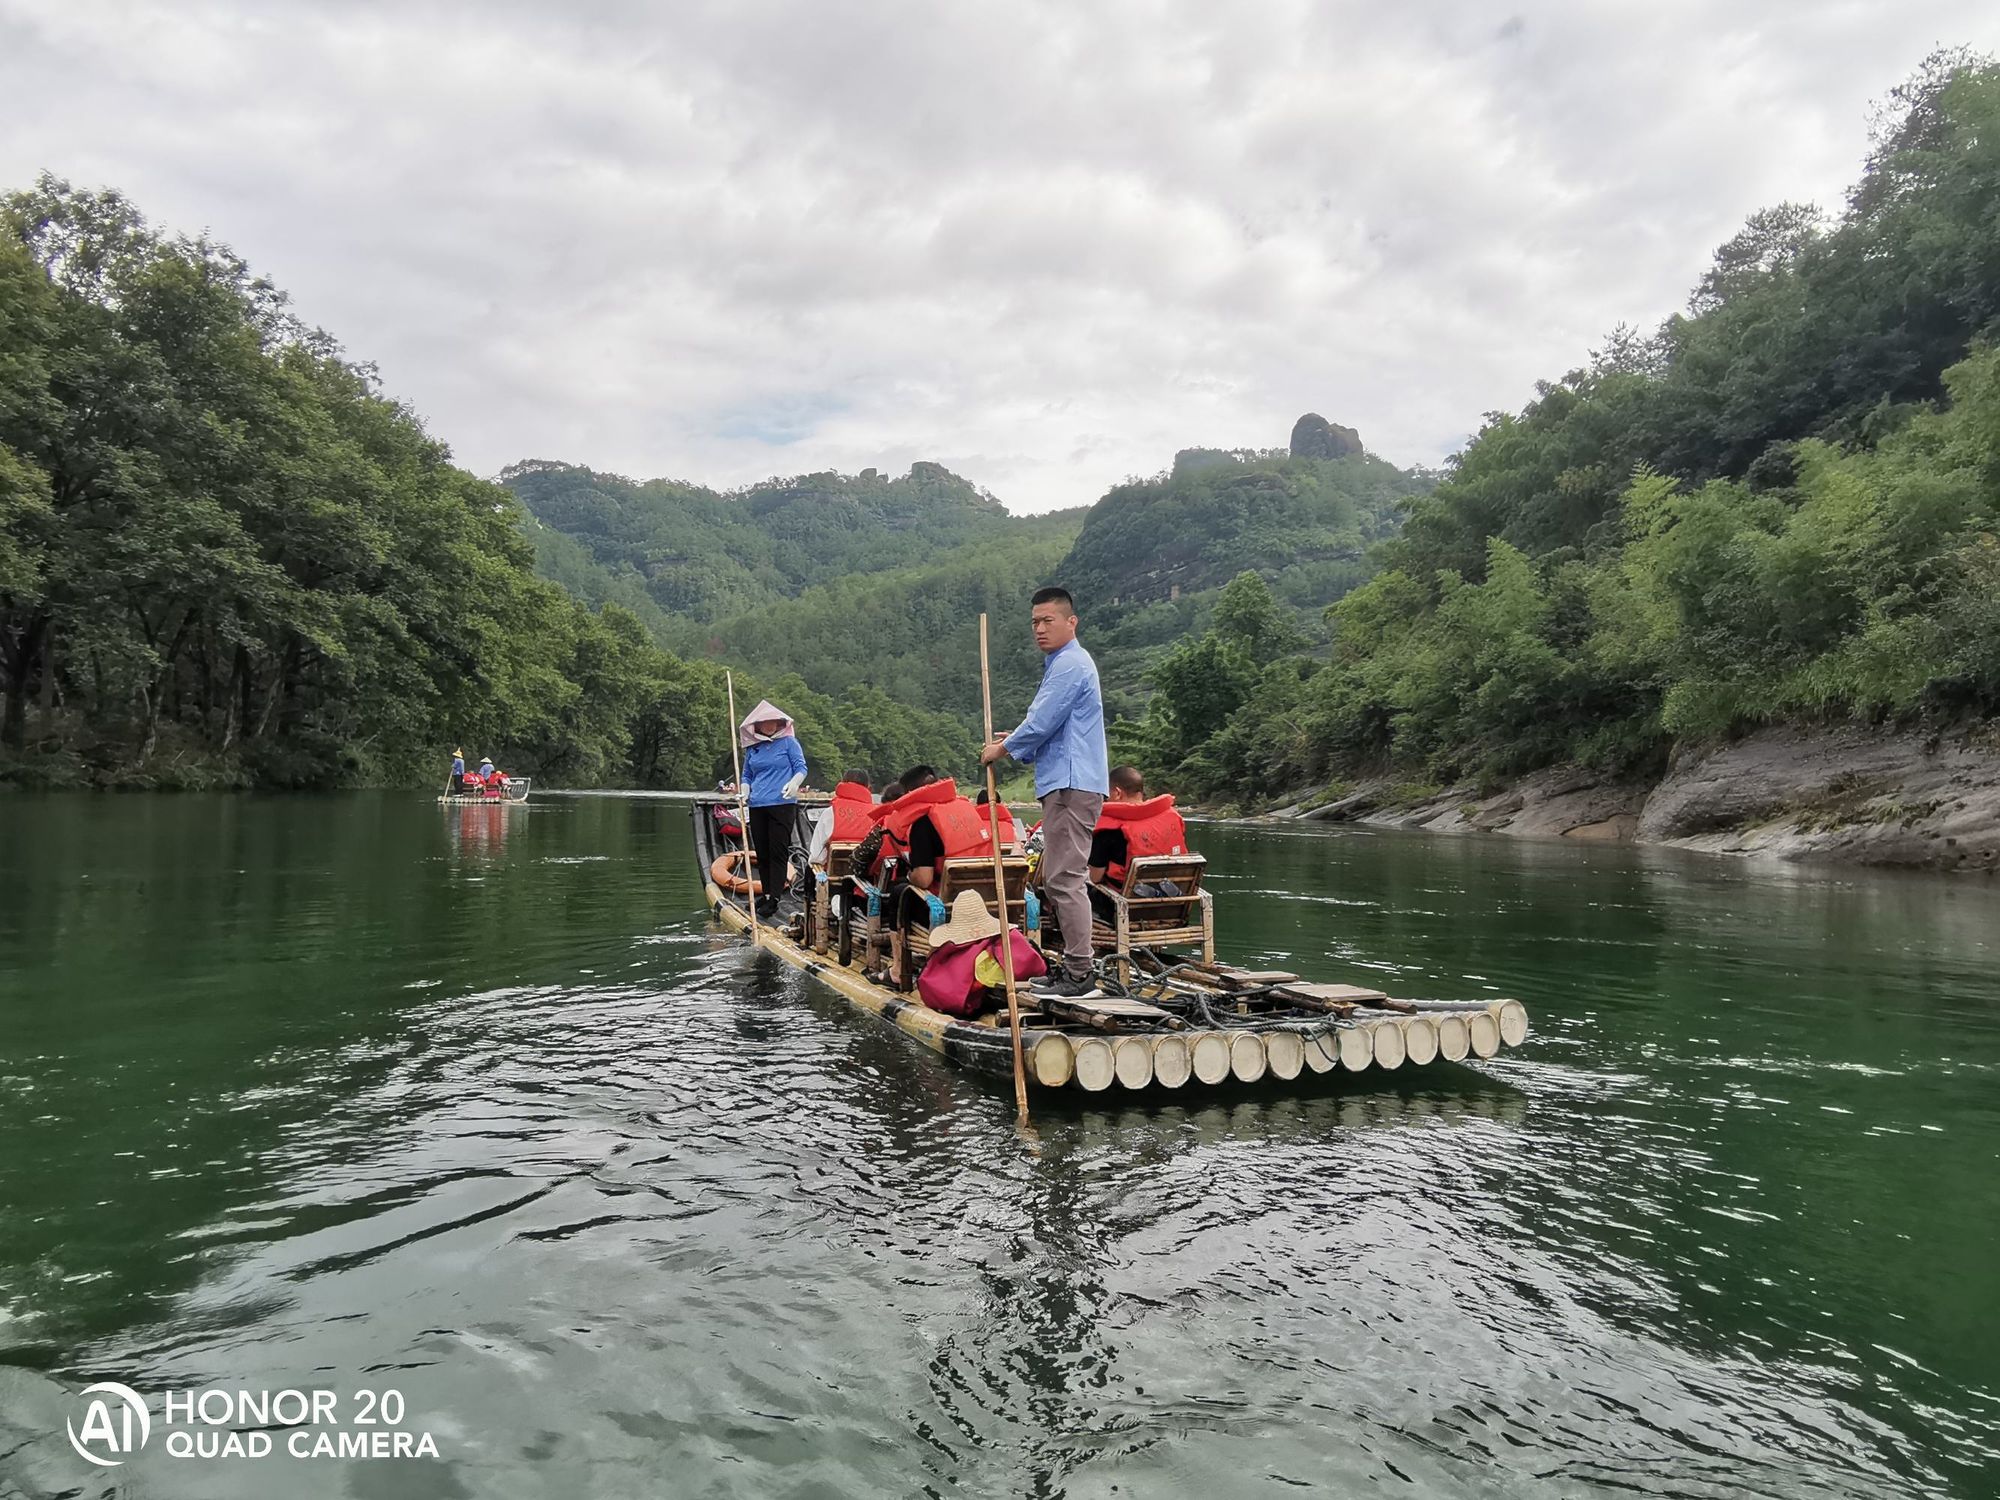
[710,850,795,896]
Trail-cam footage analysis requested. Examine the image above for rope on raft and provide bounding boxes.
[1093,948,1349,1038]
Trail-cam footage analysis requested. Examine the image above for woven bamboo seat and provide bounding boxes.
[1090,854,1213,985]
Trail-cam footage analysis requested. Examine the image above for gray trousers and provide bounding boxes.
[1039,788,1104,978]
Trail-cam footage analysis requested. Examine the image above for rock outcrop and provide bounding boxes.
[1289,413,1363,460]
[1283,725,2000,874]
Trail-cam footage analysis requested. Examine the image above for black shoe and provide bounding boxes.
[1032,973,1103,1000]
[755,898,779,919]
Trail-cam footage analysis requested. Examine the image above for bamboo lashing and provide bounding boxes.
[725,671,759,949]
[978,613,1031,1125]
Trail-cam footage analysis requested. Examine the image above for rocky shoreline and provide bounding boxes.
[1260,725,2000,875]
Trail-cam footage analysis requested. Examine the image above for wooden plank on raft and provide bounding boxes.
[1280,982,1386,1004]
[1272,983,1363,1016]
[1044,995,1177,1031]
[1211,968,1302,990]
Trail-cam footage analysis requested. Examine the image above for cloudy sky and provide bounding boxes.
[4,2,1997,511]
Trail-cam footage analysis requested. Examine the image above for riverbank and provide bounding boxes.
[1259,723,2000,874]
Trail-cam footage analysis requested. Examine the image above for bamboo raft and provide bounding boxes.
[439,778,532,805]
[694,800,1530,1096]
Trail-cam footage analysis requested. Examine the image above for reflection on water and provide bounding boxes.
[0,794,1996,1497]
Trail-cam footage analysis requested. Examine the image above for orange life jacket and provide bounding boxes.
[870,779,994,882]
[986,803,1017,846]
[1095,794,1188,884]
[830,781,876,843]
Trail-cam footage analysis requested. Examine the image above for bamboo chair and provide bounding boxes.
[897,856,1034,991]
[1090,854,1213,986]
[810,842,860,957]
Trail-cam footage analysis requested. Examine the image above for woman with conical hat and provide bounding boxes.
[736,699,808,920]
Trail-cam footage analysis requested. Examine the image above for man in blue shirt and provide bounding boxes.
[981,587,1109,998]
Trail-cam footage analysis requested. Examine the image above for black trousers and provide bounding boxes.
[748,805,795,904]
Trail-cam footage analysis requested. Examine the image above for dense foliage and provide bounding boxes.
[0,179,936,790]
[510,459,1091,785]
[503,458,1043,623]
[520,438,1431,748]
[1130,54,2000,806]
[1060,446,1417,614]
[695,528,1078,728]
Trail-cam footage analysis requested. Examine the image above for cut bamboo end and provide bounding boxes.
[1467,1011,1501,1058]
[1228,1031,1268,1084]
[1436,1014,1471,1062]
[1303,1029,1339,1073]
[1265,1030,1305,1081]
[1497,1000,1529,1048]
[1402,1014,1440,1067]
[1152,1034,1192,1089]
[1072,1037,1115,1092]
[1371,1018,1407,1070]
[1031,1033,1074,1089]
[1337,1025,1373,1072]
[1113,1035,1156,1090]
[1190,1031,1232,1085]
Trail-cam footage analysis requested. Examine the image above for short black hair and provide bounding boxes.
[974,787,995,805]
[880,781,906,803]
[896,764,937,790]
[841,768,873,790]
[1030,586,1075,614]
[1110,764,1145,795]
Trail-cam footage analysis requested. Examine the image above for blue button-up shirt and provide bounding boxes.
[1007,639,1109,798]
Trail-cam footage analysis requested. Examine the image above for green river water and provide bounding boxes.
[1,792,1996,1498]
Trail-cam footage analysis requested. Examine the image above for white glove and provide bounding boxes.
[781,771,806,800]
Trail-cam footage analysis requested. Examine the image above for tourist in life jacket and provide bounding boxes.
[857,765,1006,971]
[871,766,996,901]
[808,769,874,869]
[975,787,1019,852]
[829,769,877,842]
[449,747,465,796]
[736,699,808,920]
[461,760,486,794]
[1089,765,1190,915]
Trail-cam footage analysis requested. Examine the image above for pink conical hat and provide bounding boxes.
[738,700,796,747]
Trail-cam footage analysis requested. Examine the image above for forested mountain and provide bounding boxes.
[1046,438,1429,720]
[503,458,1031,622]
[501,460,1102,765]
[1062,443,1419,613]
[514,427,1432,744]
[1128,52,2000,808]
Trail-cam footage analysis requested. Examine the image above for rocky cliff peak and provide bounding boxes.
[1289,413,1363,460]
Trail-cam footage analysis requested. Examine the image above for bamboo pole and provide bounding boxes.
[979,613,1031,1126]
[726,671,759,949]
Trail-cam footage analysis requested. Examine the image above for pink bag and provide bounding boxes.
[917,931,1048,1017]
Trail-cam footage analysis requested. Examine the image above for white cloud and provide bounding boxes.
[4,0,1996,510]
